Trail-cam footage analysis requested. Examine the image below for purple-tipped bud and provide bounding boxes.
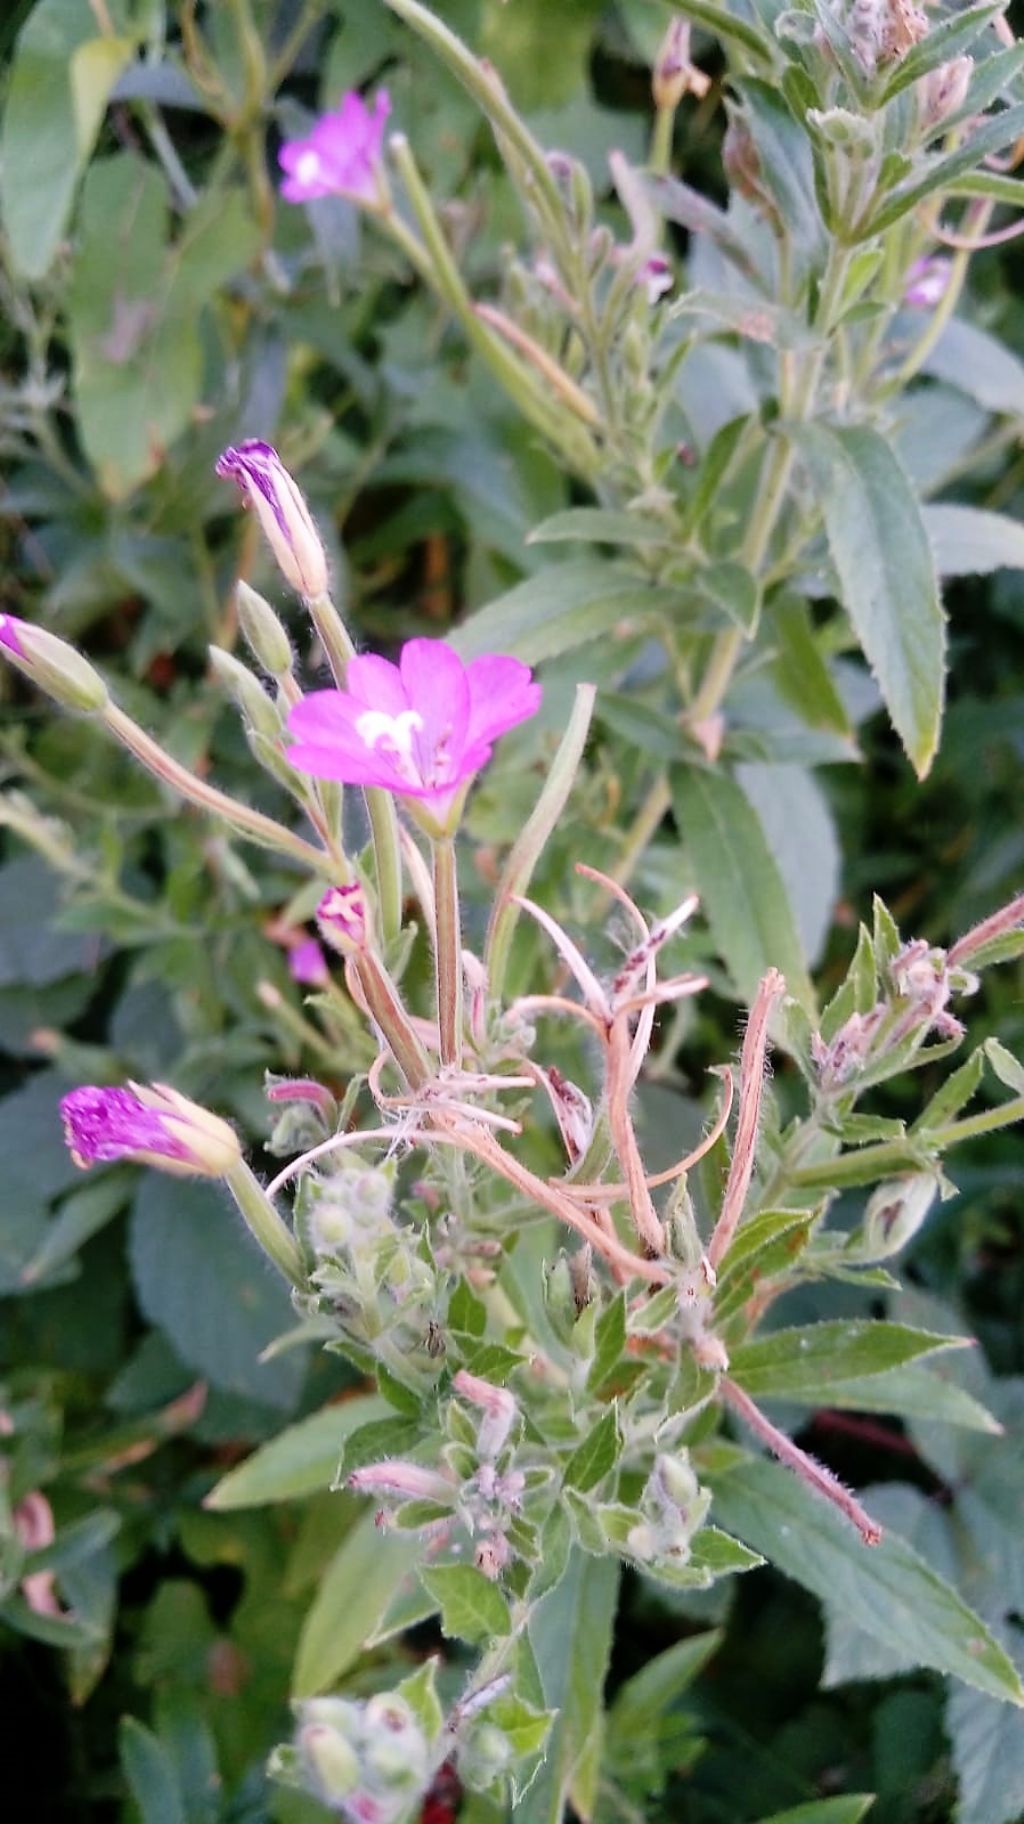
[0,615,108,712]
[61,1083,240,1178]
[215,440,329,599]
[317,882,370,953]
[653,17,710,108]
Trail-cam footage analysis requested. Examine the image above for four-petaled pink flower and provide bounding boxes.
[287,638,541,834]
[61,1084,240,1178]
[279,90,391,206]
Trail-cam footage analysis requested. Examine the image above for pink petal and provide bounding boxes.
[286,740,409,790]
[465,654,542,748]
[345,652,409,716]
[399,638,471,774]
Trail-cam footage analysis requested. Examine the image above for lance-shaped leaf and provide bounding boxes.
[792,424,945,777]
[729,1320,966,1399]
[710,1458,1024,1706]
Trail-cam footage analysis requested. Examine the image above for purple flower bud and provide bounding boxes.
[61,1083,240,1178]
[640,253,673,304]
[453,1369,517,1458]
[279,90,391,206]
[317,882,369,953]
[215,440,328,599]
[0,615,108,712]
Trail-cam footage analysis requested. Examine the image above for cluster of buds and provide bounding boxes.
[843,0,928,76]
[298,1158,443,1383]
[812,938,980,1092]
[626,1452,711,1568]
[284,1693,431,1823]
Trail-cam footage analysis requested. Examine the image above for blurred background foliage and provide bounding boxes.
[0,1,1021,1820]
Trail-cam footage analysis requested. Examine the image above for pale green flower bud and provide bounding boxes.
[0,615,108,713]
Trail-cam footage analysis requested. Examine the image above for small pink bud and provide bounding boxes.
[347,1460,453,1504]
[453,1369,517,1458]
[317,882,369,953]
[215,441,329,600]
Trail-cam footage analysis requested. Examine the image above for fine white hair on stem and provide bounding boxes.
[707,969,785,1269]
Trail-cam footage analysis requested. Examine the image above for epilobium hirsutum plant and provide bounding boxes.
[4,426,1024,1818]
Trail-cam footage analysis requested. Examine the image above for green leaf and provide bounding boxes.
[713,1210,816,1322]
[68,157,260,497]
[22,1167,135,1287]
[205,1395,390,1508]
[587,1292,627,1396]
[395,1659,445,1742]
[948,1659,1024,1824]
[866,103,1024,235]
[519,1550,619,1824]
[710,1457,1024,1706]
[809,1363,1001,1432]
[129,1177,306,1411]
[119,1718,188,1824]
[292,1507,424,1696]
[924,503,1024,577]
[450,559,675,665]
[792,424,945,778]
[671,764,816,1011]
[527,508,672,549]
[488,1693,553,1761]
[562,1406,621,1493]
[736,763,840,968]
[0,0,134,279]
[771,595,853,737]
[925,315,1024,417]
[729,1321,965,1398]
[734,79,826,266]
[608,1629,722,1739]
[419,1564,511,1644]
[752,1800,875,1824]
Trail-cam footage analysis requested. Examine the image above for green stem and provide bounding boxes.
[356,952,432,1090]
[650,104,676,178]
[103,704,335,877]
[788,1095,1024,1191]
[433,837,463,1068]
[224,1158,305,1286]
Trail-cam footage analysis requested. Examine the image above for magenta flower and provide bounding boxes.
[61,1084,240,1178]
[289,937,329,987]
[287,638,541,832]
[279,90,391,206]
[216,441,328,599]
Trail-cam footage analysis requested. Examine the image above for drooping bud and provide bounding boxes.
[215,441,329,600]
[0,615,108,713]
[452,1369,517,1459]
[61,1083,241,1178]
[859,1174,938,1260]
[236,580,295,678]
[317,882,370,954]
[917,55,973,134]
[653,17,711,109]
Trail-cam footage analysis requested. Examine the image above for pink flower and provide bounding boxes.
[904,255,952,309]
[287,638,541,832]
[61,1084,240,1178]
[289,937,329,987]
[279,90,391,206]
[318,883,369,953]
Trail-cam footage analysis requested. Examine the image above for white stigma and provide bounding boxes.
[296,150,323,185]
[356,708,425,782]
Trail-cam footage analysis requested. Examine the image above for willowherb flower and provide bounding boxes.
[287,638,541,834]
[279,90,391,205]
[215,441,328,599]
[289,937,329,987]
[61,1083,240,1178]
[904,254,952,309]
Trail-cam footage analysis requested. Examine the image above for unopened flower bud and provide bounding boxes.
[215,440,329,600]
[348,1460,453,1504]
[236,580,294,678]
[0,615,108,713]
[61,1082,241,1178]
[860,1174,937,1260]
[460,1723,512,1790]
[653,1451,701,1519]
[362,1697,428,1788]
[317,882,370,953]
[453,1369,517,1459]
[904,254,952,309]
[653,17,711,109]
[209,645,283,741]
[917,55,973,133]
[298,1722,361,1806]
